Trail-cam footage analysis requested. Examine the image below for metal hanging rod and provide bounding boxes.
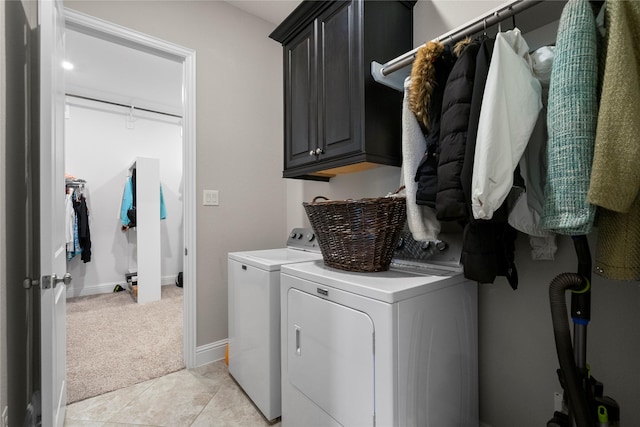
[65,178,87,188]
[371,0,542,90]
[65,93,183,119]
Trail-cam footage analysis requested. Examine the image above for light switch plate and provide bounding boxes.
[203,189,219,206]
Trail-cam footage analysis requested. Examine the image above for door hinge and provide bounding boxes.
[23,277,39,289]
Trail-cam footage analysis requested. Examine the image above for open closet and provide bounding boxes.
[63,20,184,298]
[62,9,193,404]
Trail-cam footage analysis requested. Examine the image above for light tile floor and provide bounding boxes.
[64,360,281,426]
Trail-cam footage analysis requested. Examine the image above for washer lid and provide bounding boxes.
[228,248,323,271]
[281,260,467,303]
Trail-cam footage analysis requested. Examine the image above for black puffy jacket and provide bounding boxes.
[436,40,481,221]
[414,45,456,208]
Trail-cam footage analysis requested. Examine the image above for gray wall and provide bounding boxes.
[2,0,38,424]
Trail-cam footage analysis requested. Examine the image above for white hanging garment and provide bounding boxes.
[400,77,440,241]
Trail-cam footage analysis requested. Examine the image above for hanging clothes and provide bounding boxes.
[507,46,558,260]
[436,38,481,222]
[65,183,91,263]
[587,0,640,280]
[541,0,599,235]
[121,174,136,228]
[400,77,440,242]
[65,192,76,255]
[410,41,456,208]
[458,36,518,289]
[120,170,168,229]
[471,28,542,221]
[74,194,92,263]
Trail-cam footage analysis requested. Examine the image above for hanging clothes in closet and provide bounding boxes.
[65,177,92,263]
[120,167,167,230]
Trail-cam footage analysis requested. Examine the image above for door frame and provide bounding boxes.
[64,9,198,368]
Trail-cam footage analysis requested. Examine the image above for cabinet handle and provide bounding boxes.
[315,147,324,155]
[309,150,315,156]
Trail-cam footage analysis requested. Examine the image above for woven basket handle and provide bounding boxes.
[312,196,330,203]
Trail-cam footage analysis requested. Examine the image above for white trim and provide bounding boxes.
[66,278,179,299]
[195,339,228,368]
[63,8,198,368]
[182,51,198,369]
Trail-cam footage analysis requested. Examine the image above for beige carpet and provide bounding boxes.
[66,285,184,404]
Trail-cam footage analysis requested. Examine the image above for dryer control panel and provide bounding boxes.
[286,227,320,252]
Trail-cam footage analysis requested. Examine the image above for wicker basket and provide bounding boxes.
[303,193,407,272]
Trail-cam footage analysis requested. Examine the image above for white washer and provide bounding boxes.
[279,231,478,427]
[227,228,322,421]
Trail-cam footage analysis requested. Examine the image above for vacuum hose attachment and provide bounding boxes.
[549,273,592,427]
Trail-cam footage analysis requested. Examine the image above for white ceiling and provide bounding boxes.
[65,27,184,116]
[223,0,300,25]
[64,2,300,116]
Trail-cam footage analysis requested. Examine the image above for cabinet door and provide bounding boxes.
[317,0,362,160]
[284,24,317,171]
[287,288,375,426]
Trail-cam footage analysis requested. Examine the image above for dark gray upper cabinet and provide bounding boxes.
[270,0,415,180]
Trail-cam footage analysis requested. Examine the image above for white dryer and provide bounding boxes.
[279,231,478,427]
[228,228,322,421]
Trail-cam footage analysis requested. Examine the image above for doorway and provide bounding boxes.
[62,8,197,397]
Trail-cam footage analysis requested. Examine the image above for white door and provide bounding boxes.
[39,0,68,426]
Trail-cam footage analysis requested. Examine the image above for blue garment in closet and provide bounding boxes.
[120,176,167,227]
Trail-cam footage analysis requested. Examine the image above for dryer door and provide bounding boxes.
[287,288,375,426]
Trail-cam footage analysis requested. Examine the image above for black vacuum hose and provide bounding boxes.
[549,272,592,427]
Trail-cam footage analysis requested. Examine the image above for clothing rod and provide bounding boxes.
[380,0,542,77]
[66,178,86,188]
[65,93,183,119]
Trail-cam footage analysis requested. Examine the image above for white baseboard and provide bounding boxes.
[195,339,228,367]
[66,275,177,298]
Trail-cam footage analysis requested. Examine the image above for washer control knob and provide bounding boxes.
[306,233,315,241]
[290,232,298,239]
